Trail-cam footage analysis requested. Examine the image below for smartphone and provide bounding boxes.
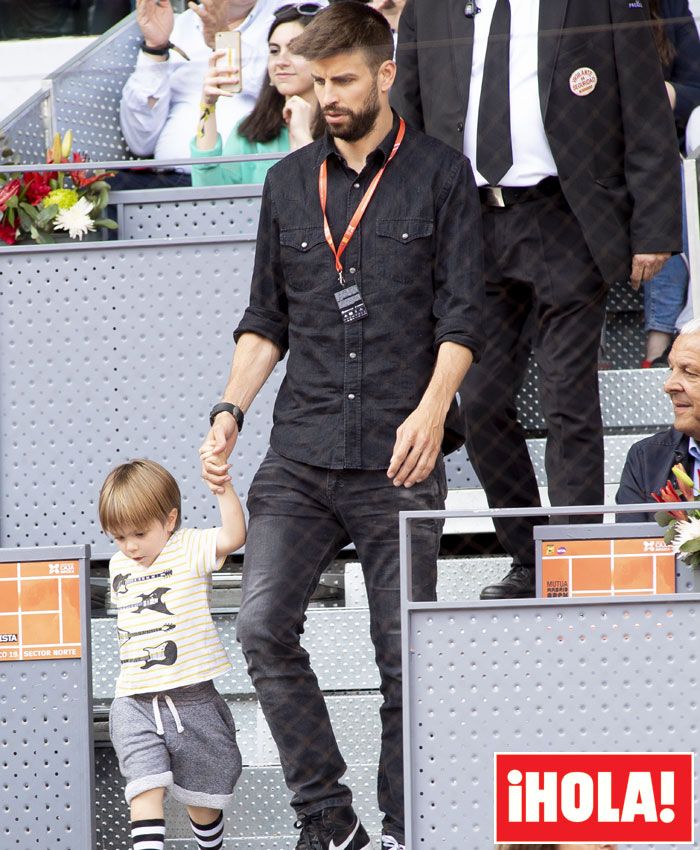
[214,30,243,94]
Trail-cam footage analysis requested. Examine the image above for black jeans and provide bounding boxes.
[236,448,446,842]
[460,189,607,567]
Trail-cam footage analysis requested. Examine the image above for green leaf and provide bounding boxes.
[680,538,700,554]
[664,524,677,545]
[30,225,53,244]
[655,510,673,527]
[89,181,111,193]
[35,204,58,228]
[5,194,18,208]
[19,202,38,220]
[17,209,32,231]
[93,218,118,230]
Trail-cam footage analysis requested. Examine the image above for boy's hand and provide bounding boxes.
[200,413,239,494]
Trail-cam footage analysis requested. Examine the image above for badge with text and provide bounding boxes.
[494,752,694,844]
[569,66,598,96]
[334,284,368,324]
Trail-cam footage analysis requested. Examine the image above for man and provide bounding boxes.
[199,5,484,848]
[617,319,700,522]
[118,0,284,188]
[391,0,683,599]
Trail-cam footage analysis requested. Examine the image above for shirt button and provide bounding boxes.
[348,393,355,400]
[349,267,356,274]
[353,182,360,189]
[349,352,357,359]
[301,241,308,248]
[402,233,409,240]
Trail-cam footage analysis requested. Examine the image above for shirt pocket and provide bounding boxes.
[374,218,434,282]
[279,226,329,292]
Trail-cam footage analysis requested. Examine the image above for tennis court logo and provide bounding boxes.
[494,753,693,844]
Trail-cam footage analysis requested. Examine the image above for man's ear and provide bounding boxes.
[378,59,396,92]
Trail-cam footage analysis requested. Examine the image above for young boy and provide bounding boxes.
[98,457,246,850]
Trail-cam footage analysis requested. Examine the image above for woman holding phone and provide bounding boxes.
[191,2,324,185]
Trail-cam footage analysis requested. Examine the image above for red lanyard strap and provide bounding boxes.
[319,117,406,281]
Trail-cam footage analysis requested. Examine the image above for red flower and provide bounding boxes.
[0,220,17,245]
[0,179,21,212]
[22,172,52,206]
[651,479,687,520]
[70,154,115,189]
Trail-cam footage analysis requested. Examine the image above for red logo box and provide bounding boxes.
[494,752,694,844]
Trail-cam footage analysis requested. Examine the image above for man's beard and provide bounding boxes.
[323,84,381,142]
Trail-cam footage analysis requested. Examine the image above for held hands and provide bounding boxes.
[387,405,444,488]
[202,50,240,105]
[628,253,671,291]
[199,412,239,494]
[137,0,174,48]
[282,96,315,149]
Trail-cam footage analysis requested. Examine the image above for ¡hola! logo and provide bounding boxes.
[494,753,694,844]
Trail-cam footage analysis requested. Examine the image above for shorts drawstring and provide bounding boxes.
[152,693,185,735]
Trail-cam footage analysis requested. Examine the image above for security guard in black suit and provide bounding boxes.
[392,0,683,598]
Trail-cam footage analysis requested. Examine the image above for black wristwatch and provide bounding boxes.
[140,40,171,56]
[209,402,244,433]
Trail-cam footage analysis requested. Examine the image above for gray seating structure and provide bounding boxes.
[2,14,700,849]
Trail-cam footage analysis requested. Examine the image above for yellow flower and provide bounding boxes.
[43,188,79,210]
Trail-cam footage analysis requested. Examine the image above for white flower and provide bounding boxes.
[671,516,700,558]
[53,197,95,240]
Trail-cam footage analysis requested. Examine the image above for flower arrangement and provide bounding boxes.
[0,131,117,245]
[652,464,700,567]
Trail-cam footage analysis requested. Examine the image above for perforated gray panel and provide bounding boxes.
[51,17,142,161]
[0,546,93,850]
[0,240,282,548]
[0,90,50,164]
[119,195,263,240]
[405,596,700,850]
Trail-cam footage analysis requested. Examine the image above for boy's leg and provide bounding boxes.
[130,788,165,850]
[338,461,446,845]
[187,808,224,850]
[237,449,352,816]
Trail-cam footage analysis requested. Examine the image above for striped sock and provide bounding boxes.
[131,817,165,850]
[189,810,224,849]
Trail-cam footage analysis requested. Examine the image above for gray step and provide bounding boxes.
[516,368,667,432]
[95,750,383,845]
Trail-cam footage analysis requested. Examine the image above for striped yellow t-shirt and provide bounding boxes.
[109,527,231,697]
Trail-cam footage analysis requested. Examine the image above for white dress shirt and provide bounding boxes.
[119,0,282,170]
[463,0,558,187]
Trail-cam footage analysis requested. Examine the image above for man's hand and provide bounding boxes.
[199,412,239,494]
[387,405,444,488]
[136,0,175,48]
[629,252,671,290]
[188,0,254,48]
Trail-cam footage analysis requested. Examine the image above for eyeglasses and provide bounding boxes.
[273,2,323,19]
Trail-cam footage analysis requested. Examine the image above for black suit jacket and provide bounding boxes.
[615,427,692,522]
[391,0,683,285]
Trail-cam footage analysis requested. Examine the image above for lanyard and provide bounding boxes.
[319,117,406,286]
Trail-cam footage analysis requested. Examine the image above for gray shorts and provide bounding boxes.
[109,680,242,807]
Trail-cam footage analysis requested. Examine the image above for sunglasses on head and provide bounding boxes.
[273,2,323,19]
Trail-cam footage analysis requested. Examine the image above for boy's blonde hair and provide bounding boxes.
[98,459,181,534]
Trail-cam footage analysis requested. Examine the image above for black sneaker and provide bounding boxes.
[294,806,370,850]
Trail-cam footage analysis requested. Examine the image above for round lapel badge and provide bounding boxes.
[569,66,598,96]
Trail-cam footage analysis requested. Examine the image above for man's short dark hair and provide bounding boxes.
[289,1,394,72]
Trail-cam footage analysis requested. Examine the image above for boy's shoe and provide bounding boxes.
[381,835,406,850]
[294,806,370,850]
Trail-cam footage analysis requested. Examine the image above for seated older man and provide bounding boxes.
[616,318,700,521]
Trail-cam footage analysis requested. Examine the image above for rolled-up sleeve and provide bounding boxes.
[432,155,485,361]
[234,176,289,355]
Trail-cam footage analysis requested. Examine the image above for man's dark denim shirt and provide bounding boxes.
[234,113,485,470]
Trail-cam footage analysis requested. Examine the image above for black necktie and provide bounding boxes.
[476,0,513,186]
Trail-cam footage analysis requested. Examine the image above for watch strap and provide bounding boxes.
[209,402,244,432]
